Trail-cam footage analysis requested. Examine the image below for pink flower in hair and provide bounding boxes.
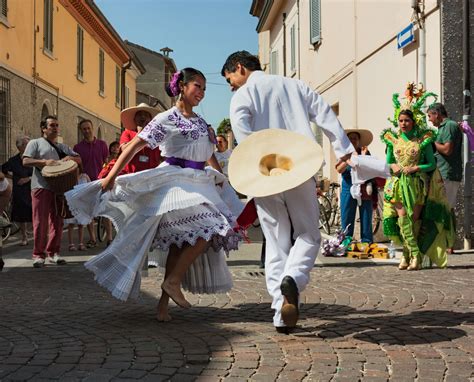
[169,71,181,97]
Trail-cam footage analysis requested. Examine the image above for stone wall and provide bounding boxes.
[0,67,121,160]
[440,0,474,246]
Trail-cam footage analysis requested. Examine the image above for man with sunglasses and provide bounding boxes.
[23,115,81,268]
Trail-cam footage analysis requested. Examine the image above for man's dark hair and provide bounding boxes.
[216,134,227,142]
[427,102,448,117]
[78,119,93,130]
[40,115,58,130]
[221,51,262,76]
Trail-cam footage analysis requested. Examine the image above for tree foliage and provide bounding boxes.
[217,118,231,135]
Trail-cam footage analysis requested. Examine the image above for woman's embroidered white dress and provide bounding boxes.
[65,107,243,301]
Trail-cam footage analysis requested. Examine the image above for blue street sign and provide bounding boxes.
[397,23,415,50]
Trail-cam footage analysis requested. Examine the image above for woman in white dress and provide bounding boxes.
[66,68,242,321]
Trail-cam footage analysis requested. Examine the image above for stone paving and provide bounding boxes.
[0,237,473,381]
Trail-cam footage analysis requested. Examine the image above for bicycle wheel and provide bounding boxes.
[1,211,12,241]
[318,195,332,234]
[96,217,107,242]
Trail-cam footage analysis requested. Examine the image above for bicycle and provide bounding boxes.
[317,182,341,234]
[1,208,21,242]
[96,216,116,243]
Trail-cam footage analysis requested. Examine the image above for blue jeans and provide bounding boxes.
[340,189,373,243]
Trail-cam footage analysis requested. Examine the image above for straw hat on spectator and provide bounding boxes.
[121,103,159,130]
[344,128,373,147]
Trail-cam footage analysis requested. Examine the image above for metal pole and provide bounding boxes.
[462,0,472,249]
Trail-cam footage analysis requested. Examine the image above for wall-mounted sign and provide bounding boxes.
[397,23,415,50]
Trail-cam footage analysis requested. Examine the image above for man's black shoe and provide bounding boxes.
[280,276,299,327]
[275,326,290,334]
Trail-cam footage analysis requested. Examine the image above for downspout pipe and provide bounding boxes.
[282,13,287,77]
[297,0,300,79]
[462,0,472,249]
[120,59,132,131]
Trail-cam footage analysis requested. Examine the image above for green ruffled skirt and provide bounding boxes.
[383,170,454,268]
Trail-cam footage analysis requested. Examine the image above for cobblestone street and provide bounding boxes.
[0,238,473,381]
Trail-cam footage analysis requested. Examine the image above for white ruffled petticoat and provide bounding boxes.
[65,164,244,301]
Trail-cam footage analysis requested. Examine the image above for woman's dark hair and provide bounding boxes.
[109,141,119,154]
[221,51,262,76]
[398,109,415,123]
[165,67,206,97]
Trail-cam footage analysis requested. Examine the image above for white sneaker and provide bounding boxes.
[47,253,67,265]
[33,258,45,268]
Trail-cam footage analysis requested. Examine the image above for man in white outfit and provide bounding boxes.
[222,51,354,333]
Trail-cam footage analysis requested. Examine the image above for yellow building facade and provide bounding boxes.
[0,0,143,162]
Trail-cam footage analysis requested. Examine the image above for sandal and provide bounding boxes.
[68,244,77,251]
[78,243,87,251]
[86,240,97,248]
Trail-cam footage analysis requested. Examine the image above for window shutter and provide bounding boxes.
[310,0,321,45]
[290,24,296,71]
[1,0,7,18]
[270,50,278,75]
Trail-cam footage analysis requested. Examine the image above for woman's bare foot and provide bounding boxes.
[157,296,171,322]
[161,280,191,308]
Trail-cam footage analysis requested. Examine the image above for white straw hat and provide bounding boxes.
[120,103,159,130]
[344,128,373,147]
[228,129,324,197]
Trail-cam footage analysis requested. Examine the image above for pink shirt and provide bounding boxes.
[73,138,108,181]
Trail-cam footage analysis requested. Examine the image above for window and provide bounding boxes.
[115,66,120,106]
[43,0,53,53]
[270,50,278,75]
[99,49,105,95]
[290,24,296,72]
[76,25,84,79]
[0,76,11,164]
[1,0,7,19]
[310,0,321,45]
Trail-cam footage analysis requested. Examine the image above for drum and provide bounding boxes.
[42,160,78,194]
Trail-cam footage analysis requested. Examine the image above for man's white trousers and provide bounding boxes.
[255,178,320,327]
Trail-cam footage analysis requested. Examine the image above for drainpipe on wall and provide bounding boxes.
[462,0,472,249]
[282,13,287,77]
[352,0,358,127]
[120,59,132,131]
[297,0,300,79]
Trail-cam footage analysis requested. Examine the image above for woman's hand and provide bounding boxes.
[361,146,369,155]
[402,165,419,174]
[390,164,401,175]
[100,176,115,191]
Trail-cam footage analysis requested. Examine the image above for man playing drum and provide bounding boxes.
[23,115,81,268]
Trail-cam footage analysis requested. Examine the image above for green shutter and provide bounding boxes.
[1,0,7,17]
[310,0,321,45]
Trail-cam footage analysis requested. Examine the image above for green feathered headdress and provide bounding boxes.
[388,82,438,128]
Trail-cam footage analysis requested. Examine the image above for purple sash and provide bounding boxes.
[165,157,206,170]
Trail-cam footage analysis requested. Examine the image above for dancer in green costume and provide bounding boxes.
[382,84,454,271]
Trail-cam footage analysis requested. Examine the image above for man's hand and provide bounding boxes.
[44,159,58,167]
[17,177,31,186]
[335,152,354,168]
